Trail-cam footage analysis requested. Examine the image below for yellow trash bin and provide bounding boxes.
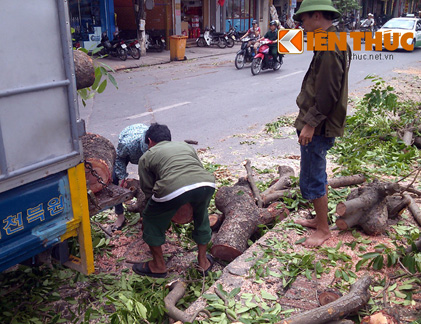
[170,35,188,61]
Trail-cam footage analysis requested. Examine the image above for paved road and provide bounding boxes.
[81,42,421,174]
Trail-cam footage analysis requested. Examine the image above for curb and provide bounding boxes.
[98,45,240,72]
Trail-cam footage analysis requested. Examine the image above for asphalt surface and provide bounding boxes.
[81,40,421,176]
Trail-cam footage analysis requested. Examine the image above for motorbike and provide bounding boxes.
[223,30,235,48]
[125,39,141,59]
[196,25,227,48]
[234,36,256,69]
[250,38,283,75]
[145,31,166,52]
[97,32,128,61]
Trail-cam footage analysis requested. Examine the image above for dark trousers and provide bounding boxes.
[112,170,124,215]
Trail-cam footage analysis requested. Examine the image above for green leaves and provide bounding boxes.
[77,62,118,106]
[330,76,421,177]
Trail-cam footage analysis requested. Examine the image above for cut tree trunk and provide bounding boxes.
[211,178,289,261]
[81,133,116,193]
[276,275,372,324]
[318,290,342,306]
[73,50,95,90]
[335,181,400,235]
[209,213,225,231]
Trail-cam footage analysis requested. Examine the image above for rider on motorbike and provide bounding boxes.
[240,19,261,54]
[256,21,281,63]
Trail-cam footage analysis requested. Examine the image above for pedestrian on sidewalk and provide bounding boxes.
[292,0,352,247]
[132,123,216,278]
[111,123,149,231]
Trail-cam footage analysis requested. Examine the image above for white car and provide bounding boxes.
[375,17,421,51]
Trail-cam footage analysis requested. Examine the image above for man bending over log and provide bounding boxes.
[292,0,351,247]
[111,123,149,231]
[132,123,216,278]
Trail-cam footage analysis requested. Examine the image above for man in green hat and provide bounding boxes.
[293,0,352,247]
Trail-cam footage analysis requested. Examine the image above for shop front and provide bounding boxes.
[181,0,204,38]
[224,0,257,32]
[68,0,115,50]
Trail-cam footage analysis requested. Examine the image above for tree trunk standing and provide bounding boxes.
[81,133,116,193]
[335,181,400,235]
[211,179,288,261]
[276,275,372,324]
[73,50,95,90]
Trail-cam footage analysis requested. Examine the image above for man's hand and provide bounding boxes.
[299,124,315,146]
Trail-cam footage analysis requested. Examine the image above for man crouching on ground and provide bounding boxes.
[132,123,216,277]
[292,0,351,247]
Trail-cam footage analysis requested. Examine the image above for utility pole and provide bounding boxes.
[134,0,146,55]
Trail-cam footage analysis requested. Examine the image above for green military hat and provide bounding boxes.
[293,0,341,22]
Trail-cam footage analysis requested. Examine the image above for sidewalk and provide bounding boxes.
[96,43,240,72]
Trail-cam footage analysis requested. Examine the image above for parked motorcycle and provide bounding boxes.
[235,36,256,69]
[251,38,282,75]
[196,25,227,48]
[223,31,235,48]
[98,32,128,61]
[126,39,141,59]
[145,31,166,52]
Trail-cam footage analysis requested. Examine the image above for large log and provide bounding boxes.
[211,178,289,261]
[335,181,400,235]
[73,50,95,90]
[81,133,116,193]
[276,275,372,324]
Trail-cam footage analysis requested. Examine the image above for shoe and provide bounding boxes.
[132,261,167,278]
[111,218,126,232]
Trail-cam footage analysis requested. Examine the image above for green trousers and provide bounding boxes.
[142,186,215,246]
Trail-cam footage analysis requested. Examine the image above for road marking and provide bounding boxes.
[275,70,305,80]
[126,101,191,120]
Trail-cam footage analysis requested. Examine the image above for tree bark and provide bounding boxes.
[81,133,116,193]
[73,50,95,90]
[276,275,372,324]
[211,179,288,261]
[328,174,366,188]
[386,195,411,219]
[261,166,295,205]
[335,181,400,235]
